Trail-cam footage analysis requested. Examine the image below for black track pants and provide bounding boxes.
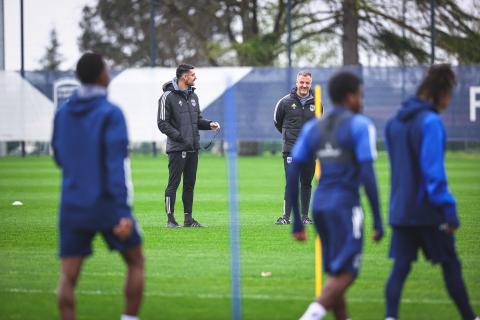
[283,153,315,218]
[164,151,198,216]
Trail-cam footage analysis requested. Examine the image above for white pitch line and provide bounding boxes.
[2,288,479,306]
[5,270,194,278]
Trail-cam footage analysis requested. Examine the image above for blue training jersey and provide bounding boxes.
[52,85,133,230]
[292,107,377,209]
[385,97,458,227]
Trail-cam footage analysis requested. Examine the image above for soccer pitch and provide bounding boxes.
[0,152,479,319]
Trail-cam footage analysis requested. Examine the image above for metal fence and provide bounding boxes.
[17,65,480,156]
[201,66,480,143]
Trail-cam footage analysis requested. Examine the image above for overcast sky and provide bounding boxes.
[2,0,478,71]
[4,0,94,70]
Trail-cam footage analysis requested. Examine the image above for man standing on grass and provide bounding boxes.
[52,53,144,320]
[384,64,478,320]
[288,72,384,320]
[157,64,220,228]
[273,70,316,225]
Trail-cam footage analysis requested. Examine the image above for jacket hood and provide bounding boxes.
[162,80,175,92]
[396,97,436,122]
[163,78,195,93]
[65,85,107,116]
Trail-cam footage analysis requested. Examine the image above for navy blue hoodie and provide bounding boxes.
[52,85,133,230]
[385,97,458,227]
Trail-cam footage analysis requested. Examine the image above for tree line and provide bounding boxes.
[41,0,480,70]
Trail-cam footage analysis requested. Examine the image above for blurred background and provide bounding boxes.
[1,0,479,156]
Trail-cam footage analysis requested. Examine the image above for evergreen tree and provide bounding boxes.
[39,28,64,70]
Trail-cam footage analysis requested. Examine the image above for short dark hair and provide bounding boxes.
[297,70,312,78]
[176,64,195,79]
[76,53,105,84]
[416,64,456,106]
[328,72,362,105]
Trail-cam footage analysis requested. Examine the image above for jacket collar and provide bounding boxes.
[290,87,314,101]
[172,77,195,95]
[76,85,107,100]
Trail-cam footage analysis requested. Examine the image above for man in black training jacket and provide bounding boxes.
[273,70,317,225]
[157,64,220,228]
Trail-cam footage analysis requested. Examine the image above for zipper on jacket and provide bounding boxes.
[186,93,196,152]
[293,95,306,125]
[301,97,315,124]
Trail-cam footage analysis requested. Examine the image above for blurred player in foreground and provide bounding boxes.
[288,71,384,319]
[52,53,144,320]
[384,64,478,320]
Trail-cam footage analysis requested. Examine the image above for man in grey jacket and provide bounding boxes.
[157,64,220,228]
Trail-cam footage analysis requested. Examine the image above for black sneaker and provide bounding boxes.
[275,216,290,225]
[166,219,181,228]
[302,216,313,225]
[184,219,204,227]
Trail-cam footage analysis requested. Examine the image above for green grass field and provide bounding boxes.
[0,152,479,319]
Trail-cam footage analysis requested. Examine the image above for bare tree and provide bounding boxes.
[79,0,480,67]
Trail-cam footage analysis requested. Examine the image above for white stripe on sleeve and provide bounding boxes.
[123,157,134,207]
[160,91,171,120]
[367,124,378,160]
[273,94,289,124]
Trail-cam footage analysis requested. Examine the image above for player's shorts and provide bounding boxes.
[313,205,365,277]
[389,225,457,264]
[59,219,142,258]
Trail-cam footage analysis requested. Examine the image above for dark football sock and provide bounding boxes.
[441,258,476,320]
[300,185,311,218]
[283,199,292,219]
[385,260,411,318]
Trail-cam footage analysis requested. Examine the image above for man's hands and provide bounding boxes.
[113,217,133,240]
[372,228,384,242]
[210,121,221,131]
[293,229,307,241]
[440,223,458,234]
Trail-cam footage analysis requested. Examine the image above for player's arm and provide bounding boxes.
[273,98,285,133]
[51,112,62,167]
[157,93,183,142]
[104,107,134,238]
[287,119,319,240]
[359,162,383,241]
[420,116,459,230]
[353,116,384,241]
[384,121,391,154]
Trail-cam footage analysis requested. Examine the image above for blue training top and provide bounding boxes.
[385,96,458,227]
[288,106,382,234]
[52,85,133,230]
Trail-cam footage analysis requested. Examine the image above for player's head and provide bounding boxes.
[176,64,196,87]
[296,70,312,97]
[416,64,456,113]
[76,52,109,87]
[328,71,363,113]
